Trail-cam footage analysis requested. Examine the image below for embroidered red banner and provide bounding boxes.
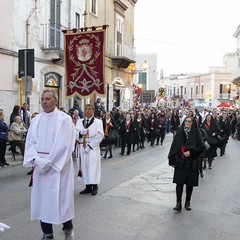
[64,30,105,98]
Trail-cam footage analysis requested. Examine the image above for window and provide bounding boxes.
[90,0,97,15]
[115,15,123,56]
[191,87,193,99]
[196,85,198,95]
[50,0,61,48]
[138,72,147,90]
[184,87,186,95]
[75,13,80,28]
[201,85,204,94]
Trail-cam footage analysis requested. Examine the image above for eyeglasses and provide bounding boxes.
[185,120,192,123]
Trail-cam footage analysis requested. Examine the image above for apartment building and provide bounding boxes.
[85,0,137,110]
[232,24,240,107]
[0,0,85,120]
[0,0,138,120]
[163,64,237,108]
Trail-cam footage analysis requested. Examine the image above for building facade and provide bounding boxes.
[162,65,237,108]
[231,24,240,107]
[0,0,138,122]
[0,0,86,121]
[85,0,137,111]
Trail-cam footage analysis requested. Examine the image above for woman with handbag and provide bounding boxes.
[102,112,118,159]
[119,113,134,156]
[147,112,158,147]
[135,112,147,149]
[156,110,167,146]
[168,116,205,211]
[217,112,230,156]
[201,114,220,169]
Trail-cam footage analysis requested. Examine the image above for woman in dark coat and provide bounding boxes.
[168,116,205,211]
[119,113,134,156]
[171,109,180,137]
[135,112,147,149]
[156,110,167,145]
[201,114,220,169]
[147,112,158,147]
[102,112,118,159]
[216,112,230,156]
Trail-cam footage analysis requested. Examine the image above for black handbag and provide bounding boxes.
[207,136,218,145]
[108,129,119,142]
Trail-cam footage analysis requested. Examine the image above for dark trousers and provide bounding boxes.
[156,128,166,144]
[176,184,193,203]
[121,137,131,155]
[40,220,73,235]
[0,140,7,164]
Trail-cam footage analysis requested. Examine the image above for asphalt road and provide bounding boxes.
[1,134,240,240]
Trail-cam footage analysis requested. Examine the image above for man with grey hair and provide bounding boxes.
[23,89,75,240]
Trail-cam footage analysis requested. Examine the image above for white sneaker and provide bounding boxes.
[64,229,74,240]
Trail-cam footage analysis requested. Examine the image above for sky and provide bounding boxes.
[134,0,240,76]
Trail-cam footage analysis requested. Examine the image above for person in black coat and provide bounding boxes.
[119,113,134,156]
[216,112,230,156]
[201,114,220,169]
[156,110,167,145]
[168,116,205,211]
[135,112,147,149]
[147,112,158,147]
[0,110,10,167]
[171,109,180,137]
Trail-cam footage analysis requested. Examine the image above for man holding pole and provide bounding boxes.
[76,104,104,196]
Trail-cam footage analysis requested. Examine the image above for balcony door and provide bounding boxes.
[50,0,61,48]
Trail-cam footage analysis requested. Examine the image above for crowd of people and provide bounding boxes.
[1,92,240,239]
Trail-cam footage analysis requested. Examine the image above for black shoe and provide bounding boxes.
[108,155,113,159]
[0,163,4,167]
[173,202,182,212]
[126,153,130,155]
[155,143,159,145]
[79,185,92,194]
[200,172,204,178]
[185,201,191,211]
[133,150,135,152]
[4,162,9,166]
[209,165,212,169]
[103,155,107,159]
[91,185,98,196]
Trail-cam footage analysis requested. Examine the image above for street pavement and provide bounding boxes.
[1,135,240,240]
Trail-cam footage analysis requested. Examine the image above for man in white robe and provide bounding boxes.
[23,89,75,240]
[75,104,104,196]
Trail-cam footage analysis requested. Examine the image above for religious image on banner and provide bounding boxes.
[64,30,105,98]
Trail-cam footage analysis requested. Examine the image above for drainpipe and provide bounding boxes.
[26,0,38,48]
[22,0,38,109]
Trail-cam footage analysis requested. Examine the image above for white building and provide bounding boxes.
[0,0,85,121]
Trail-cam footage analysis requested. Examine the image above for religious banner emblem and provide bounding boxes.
[64,30,105,98]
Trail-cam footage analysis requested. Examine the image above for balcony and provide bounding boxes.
[218,93,231,100]
[110,41,136,68]
[40,23,67,61]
